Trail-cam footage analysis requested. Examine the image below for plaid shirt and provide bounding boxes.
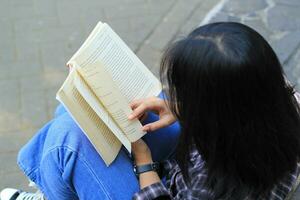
[133,145,300,200]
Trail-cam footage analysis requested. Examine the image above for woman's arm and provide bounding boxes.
[132,140,161,188]
[132,139,171,200]
[130,97,177,199]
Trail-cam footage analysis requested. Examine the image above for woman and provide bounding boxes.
[2,22,300,200]
[130,22,300,199]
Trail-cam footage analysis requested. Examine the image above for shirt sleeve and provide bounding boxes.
[132,182,171,200]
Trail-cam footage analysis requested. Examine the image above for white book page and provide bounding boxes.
[68,23,161,103]
[75,62,145,142]
[72,69,132,151]
[56,69,122,165]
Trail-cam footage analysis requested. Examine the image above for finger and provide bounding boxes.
[129,112,145,121]
[129,99,144,109]
[130,96,158,109]
[130,100,143,110]
[142,116,173,132]
[129,97,162,119]
[128,103,148,119]
[131,112,148,122]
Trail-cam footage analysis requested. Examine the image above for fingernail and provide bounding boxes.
[128,114,133,119]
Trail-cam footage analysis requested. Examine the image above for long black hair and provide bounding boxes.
[160,22,300,199]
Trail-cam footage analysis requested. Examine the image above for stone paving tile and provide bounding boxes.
[144,0,202,51]
[0,129,35,153]
[4,59,43,79]
[33,0,57,18]
[20,90,48,130]
[0,79,21,133]
[271,31,300,65]
[285,48,300,91]
[243,18,272,41]
[43,71,68,90]
[0,152,21,173]
[267,4,300,32]
[20,75,47,95]
[45,88,61,119]
[137,45,162,77]
[223,0,268,14]
[273,0,300,6]
[41,41,69,74]
[177,10,209,36]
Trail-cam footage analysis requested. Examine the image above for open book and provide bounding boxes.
[56,21,161,165]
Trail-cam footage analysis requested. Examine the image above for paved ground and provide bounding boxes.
[1,0,300,198]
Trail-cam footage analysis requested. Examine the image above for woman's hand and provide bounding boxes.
[131,139,152,165]
[129,97,176,132]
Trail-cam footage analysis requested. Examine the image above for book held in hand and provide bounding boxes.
[56,21,162,165]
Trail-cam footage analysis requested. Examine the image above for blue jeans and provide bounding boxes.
[18,101,180,199]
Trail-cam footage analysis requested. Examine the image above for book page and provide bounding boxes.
[75,63,145,142]
[68,23,161,103]
[56,69,122,166]
[72,69,132,150]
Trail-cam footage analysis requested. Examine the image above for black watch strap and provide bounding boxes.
[133,162,160,176]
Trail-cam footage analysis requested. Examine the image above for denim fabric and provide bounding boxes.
[18,97,180,200]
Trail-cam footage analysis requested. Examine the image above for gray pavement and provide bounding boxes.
[1,0,300,198]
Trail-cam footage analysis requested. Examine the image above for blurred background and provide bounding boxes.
[0,0,300,197]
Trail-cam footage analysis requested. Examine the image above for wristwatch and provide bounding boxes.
[133,162,160,176]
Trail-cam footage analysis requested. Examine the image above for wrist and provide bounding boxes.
[133,152,153,165]
[133,162,160,177]
[134,157,153,165]
[138,169,161,189]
